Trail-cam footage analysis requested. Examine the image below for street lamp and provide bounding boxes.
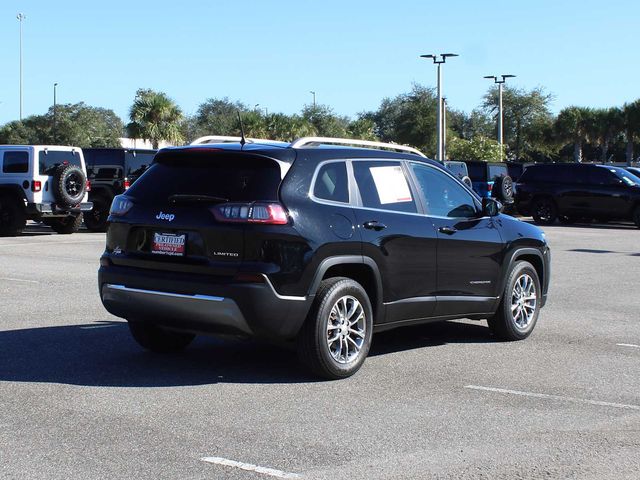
[484,74,516,161]
[442,97,447,160]
[17,13,26,121]
[421,53,458,162]
[53,83,58,143]
[309,91,316,108]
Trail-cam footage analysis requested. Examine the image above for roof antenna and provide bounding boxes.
[237,111,246,147]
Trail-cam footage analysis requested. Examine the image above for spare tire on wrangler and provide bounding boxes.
[492,175,514,203]
[52,164,86,207]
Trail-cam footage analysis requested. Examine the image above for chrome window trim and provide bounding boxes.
[308,159,353,207]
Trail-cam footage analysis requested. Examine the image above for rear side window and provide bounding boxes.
[313,162,349,203]
[520,166,550,183]
[2,151,29,173]
[488,164,508,180]
[126,152,282,203]
[353,160,417,213]
[588,167,618,186]
[39,150,82,175]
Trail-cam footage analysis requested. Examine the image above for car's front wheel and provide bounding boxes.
[488,261,541,341]
[128,320,195,353]
[297,277,373,379]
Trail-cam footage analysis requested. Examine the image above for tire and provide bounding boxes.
[297,277,373,379]
[0,195,26,237]
[633,206,640,229]
[84,196,110,232]
[493,175,514,203]
[52,164,87,207]
[461,176,473,188]
[488,260,541,341]
[128,320,195,353]
[531,197,557,225]
[46,213,83,234]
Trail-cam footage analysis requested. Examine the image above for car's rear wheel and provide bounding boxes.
[531,197,557,225]
[297,277,373,379]
[128,320,195,353]
[0,195,26,236]
[488,261,541,341]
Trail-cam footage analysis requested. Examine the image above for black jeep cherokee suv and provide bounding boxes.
[98,139,550,379]
[515,163,640,226]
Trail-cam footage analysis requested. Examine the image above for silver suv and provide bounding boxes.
[0,145,92,235]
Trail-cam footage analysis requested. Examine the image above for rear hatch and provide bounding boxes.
[107,148,286,277]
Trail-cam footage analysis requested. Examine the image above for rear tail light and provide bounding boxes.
[487,183,493,192]
[31,180,42,192]
[109,195,134,217]
[211,202,288,225]
[86,180,91,192]
[124,177,131,190]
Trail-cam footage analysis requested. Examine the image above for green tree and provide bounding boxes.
[623,100,640,165]
[589,107,624,163]
[554,106,593,162]
[301,104,349,137]
[264,113,314,141]
[187,97,248,141]
[482,86,554,160]
[447,136,505,162]
[128,88,184,148]
[0,103,123,148]
[347,117,378,141]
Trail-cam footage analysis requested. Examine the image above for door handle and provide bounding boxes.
[438,226,457,235]
[363,221,387,231]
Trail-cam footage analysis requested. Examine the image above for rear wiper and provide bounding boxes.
[168,194,229,205]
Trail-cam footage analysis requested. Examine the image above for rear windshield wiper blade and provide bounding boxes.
[168,194,229,205]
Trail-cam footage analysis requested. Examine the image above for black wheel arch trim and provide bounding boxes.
[497,247,548,303]
[307,255,384,322]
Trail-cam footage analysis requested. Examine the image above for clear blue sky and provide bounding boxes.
[0,0,638,125]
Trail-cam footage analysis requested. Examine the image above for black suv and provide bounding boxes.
[98,139,550,379]
[84,148,156,231]
[515,163,640,227]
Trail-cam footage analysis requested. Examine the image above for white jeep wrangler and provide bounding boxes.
[0,145,93,236]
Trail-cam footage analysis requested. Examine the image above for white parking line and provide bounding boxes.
[0,239,103,248]
[617,343,640,349]
[464,385,640,411]
[0,277,40,284]
[201,457,301,479]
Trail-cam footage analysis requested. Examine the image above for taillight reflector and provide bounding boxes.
[124,178,131,189]
[86,180,91,192]
[31,180,42,192]
[211,202,288,225]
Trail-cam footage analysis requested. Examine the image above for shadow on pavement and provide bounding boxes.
[0,319,493,387]
[523,219,637,230]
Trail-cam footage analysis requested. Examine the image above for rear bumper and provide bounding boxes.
[98,263,313,340]
[27,202,93,216]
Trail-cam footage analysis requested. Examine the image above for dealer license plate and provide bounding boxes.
[151,232,186,257]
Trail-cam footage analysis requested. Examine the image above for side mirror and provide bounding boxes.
[482,197,503,217]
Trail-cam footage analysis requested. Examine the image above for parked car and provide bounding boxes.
[0,145,92,236]
[83,148,156,231]
[99,137,550,379]
[444,161,472,187]
[515,163,640,226]
[625,166,640,178]
[464,161,515,204]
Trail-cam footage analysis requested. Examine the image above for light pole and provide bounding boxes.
[484,74,516,161]
[309,91,316,108]
[53,83,58,143]
[17,13,26,121]
[442,97,447,160]
[421,53,458,162]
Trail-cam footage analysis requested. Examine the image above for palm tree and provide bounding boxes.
[554,106,593,162]
[129,89,184,148]
[623,100,640,165]
[590,107,623,163]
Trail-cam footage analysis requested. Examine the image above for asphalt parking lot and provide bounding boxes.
[1,221,639,479]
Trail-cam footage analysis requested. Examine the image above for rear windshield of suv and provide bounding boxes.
[126,151,283,203]
[488,164,508,180]
[39,150,83,176]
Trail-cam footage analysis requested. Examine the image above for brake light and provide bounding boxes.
[124,177,131,190]
[211,202,288,225]
[86,180,91,192]
[487,183,493,192]
[109,195,134,217]
[31,180,42,192]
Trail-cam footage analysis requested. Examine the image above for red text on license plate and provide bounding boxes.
[152,233,186,256]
